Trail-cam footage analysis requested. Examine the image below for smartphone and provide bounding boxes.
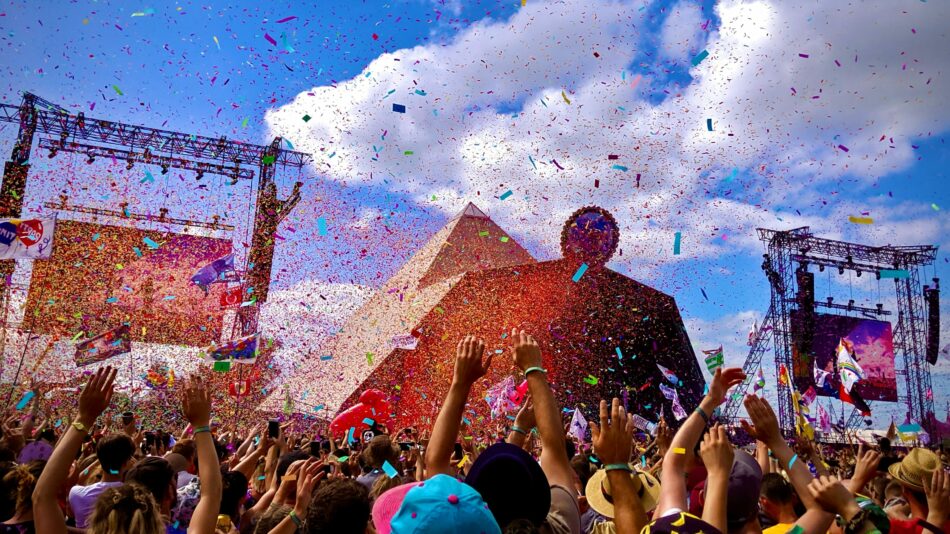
[309,441,321,457]
[144,432,155,448]
[398,441,414,451]
[121,412,134,425]
[267,419,280,439]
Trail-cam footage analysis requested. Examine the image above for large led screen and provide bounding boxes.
[25,220,231,347]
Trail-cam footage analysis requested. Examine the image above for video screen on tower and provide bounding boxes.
[792,312,897,402]
[25,220,231,347]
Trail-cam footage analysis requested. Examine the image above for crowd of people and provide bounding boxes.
[0,329,948,533]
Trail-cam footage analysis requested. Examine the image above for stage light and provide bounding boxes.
[838,266,845,275]
[876,303,884,314]
[86,154,95,164]
[875,271,881,280]
[47,148,57,158]
[126,160,134,170]
[819,264,824,272]
[848,299,855,310]
[196,170,204,180]
[856,270,862,277]
[826,297,834,306]
[846,255,853,264]
[160,164,169,175]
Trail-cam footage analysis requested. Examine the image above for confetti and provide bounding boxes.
[276,16,298,23]
[706,118,713,131]
[15,391,34,410]
[112,85,123,96]
[392,103,406,113]
[264,33,277,46]
[879,269,910,279]
[673,232,682,255]
[499,190,513,200]
[848,216,873,224]
[572,263,589,282]
[561,90,571,104]
[691,49,709,66]
[318,217,328,236]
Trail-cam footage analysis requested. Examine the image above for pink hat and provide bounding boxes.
[372,481,417,534]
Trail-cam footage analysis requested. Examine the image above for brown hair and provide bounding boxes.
[2,460,44,515]
[87,483,165,534]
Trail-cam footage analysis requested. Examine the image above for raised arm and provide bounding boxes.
[183,377,222,534]
[697,425,734,534]
[33,366,116,534]
[590,398,646,534]
[425,335,491,477]
[511,329,573,489]
[507,398,535,448]
[655,367,745,515]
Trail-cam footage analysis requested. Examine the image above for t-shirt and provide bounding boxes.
[177,471,197,489]
[68,480,124,528]
[542,485,582,534]
[889,517,950,534]
[762,522,795,534]
[357,469,384,490]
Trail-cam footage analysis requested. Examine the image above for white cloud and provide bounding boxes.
[659,1,705,61]
[267,0,950,276]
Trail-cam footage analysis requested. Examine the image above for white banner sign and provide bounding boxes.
[0,218,55,259]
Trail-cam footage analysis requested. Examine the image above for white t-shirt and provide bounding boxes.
[69,480,123,528]
[177,471,197,489]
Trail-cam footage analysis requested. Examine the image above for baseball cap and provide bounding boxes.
[465,442,550,527]
[687,450,762,531]
[377,474,500,534]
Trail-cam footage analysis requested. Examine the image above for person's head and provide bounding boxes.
[1,460,44,518]
[96,433,136,477]
[125,456,177,515]
[585,467,661,520]
[88,483,165,534]
[372,475,501,534]
[758,473,796,522]
[465,443,550,529]
[370,474,402,502]
[363,435,399,470]
[878,437,892,455]
[172,439,197,471]
[277,450,310,481]
[220,470,249,521]
[305,478,371,534]
[254,504,291,534]
[888,447,939,514]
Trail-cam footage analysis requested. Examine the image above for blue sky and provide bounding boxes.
[1,0,948,429]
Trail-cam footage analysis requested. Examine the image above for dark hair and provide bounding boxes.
[504,518,541,534]
[2,460,45,515]
[364,435,399,469]
[97,433,136,475]
[125,457,176,509]
[878,438,892,454]
[277,450,310,481]
[304,478,370,534]
[760,473,794,504]
[570,454,594,492]
[172,439,196,462]
[254,504,291,534]
[220,470,249,520]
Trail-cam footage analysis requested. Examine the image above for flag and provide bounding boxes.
[778,364,790,387]
[229,379,251,397]
[75,324,131,366]
[814,362,834,394]
[817,402,832,433]
[484,376,519,419]
[887,420,898,441]
[568,408,588,441]
[659,383,688,421]
[219,285,244,309]
[747,320,758,346]
[202,333,259,363]
[801,386,817,407]
[282,387,294,415]
[190,253,234,290]
[0,217,56,259]
[632,414,657,433]
[702,346,724,373]
[657,363,679,385]
[753,367,766,393]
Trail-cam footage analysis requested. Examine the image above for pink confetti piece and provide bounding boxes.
[838,144,849,152]
[264,33,277,46]
[630,74,642,90]
[799,53,809,58]
[276,16,297,23]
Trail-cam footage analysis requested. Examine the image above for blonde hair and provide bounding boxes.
[87,483,165,534]
[3,461,44,515]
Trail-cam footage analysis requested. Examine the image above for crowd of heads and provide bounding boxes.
[0,330,948,534]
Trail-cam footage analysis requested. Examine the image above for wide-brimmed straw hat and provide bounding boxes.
[888,448,940,491]
[585,466,661,518]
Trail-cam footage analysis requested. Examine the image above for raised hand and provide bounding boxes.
[510,329,542,371]
[181,376,212,428]
[513,397,536,431]
[700,425,734,476]
[923,467,950,526]
[294,459,327,517]
[589,398,634,465]
[77,366,117,427]
[848,446,882,494]
[741,394,783,448]
[453,335,492,387]
[707,367,745,405]
[808,475,860,519]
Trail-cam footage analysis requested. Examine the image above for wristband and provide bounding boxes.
[510,426,528,436]
[693,406,709,425]
[787,454,798,471]
[604,463,633,473]
[289,509,303,527]
[193,425,211,435]
[524,366,547,377]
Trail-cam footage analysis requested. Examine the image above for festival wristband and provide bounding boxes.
[510,426,528,436]
[193,425,211,435]
[916,519,943,534]
[787,454,798,471]
[604,463,632,473]
[524,366,547,377]
[289,509,303,527]
[693,406,709,425]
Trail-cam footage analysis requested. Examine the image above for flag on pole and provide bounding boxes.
[817,402,832,434]
[747,320,758,346]
[657,363,679,385]
[484,376,519,419]
[190,253,235,291]
[74,324,132,366]
[702,346,724,373]
[219,285,244,309]
[632,414,657,433]
[229,379,251,397]
[778,364,790,387]
[568,408,588,441]
[202,333,259,364]
[659,383,688,421]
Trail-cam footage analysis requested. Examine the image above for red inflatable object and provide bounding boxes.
[329,389,392,438]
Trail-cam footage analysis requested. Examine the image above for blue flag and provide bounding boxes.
[190,253,234,290]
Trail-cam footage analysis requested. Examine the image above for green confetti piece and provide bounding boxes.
[583,375,599,385]
[262,155,276,165]
[302,114,311,122]
[212,360,231,372]
[500,236,510,243]
[112,85,123,95]
[366,352,374,365]
[404,150,414,155]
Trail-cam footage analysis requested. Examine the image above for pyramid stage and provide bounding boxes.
[273,204,705,431]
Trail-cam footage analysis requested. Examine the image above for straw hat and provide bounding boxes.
[586,466,661,518]
[887,448,940,491]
